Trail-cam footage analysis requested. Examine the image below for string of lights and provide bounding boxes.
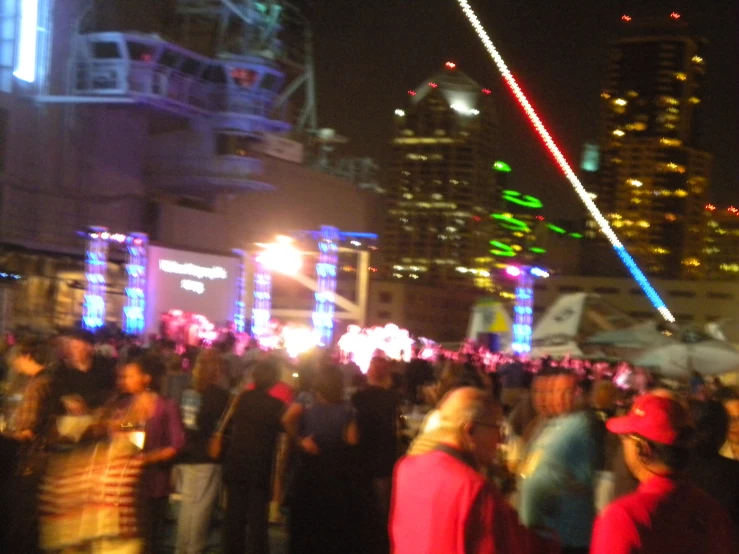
[456,0,675,323]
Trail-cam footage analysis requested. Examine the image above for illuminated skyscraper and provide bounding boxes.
[703,205,739,281]
[595,11,711,279]
[383,64,498,286]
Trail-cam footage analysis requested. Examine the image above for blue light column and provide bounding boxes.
[83,227,108,330]
[313,226,339,346]
[251,259,271,339]
[123,233,147,335]
[232,249,247,333]
[512,268,534,353]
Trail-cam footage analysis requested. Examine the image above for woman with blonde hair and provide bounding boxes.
[175,348,230,554]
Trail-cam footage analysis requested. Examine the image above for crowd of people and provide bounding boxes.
[0,327,738,554]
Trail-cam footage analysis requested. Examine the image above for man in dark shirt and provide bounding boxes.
[353,357,401,554]
[405,350,434,405]
[223,358,287,554]
[50,329,116,417]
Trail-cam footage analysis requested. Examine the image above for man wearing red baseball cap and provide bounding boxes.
[590,393,738,553]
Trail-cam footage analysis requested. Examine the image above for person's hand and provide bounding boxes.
[300,435,320,455]
[62,396,89,416]
[13,429,34,441]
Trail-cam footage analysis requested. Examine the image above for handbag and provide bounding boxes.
[207,392,242,460]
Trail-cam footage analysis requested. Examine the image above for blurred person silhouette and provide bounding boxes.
[518,372,596,554]
[390,387,559,554]
[591,393,738,554]
[50,328,116,418]
[175,348,230,554]
[113,354,186,554]
[3,337,54,553]
[222,358,288,554]
[720,394,739,460]
[684,399,739,526]
[288,364,362,554]
[352,356,402,554]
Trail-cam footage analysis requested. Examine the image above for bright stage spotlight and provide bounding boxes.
[256,236,302,275]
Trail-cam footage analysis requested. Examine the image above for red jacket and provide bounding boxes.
[591,475,739,554]
[390,446,559,554]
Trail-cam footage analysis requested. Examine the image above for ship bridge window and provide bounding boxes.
[92,42,121,59]
[216,133,259,157]
[159,49,180,68]
[126,42,156,62]
[231,68,259,88]
[181,58,201,76]
[203,65,227,84]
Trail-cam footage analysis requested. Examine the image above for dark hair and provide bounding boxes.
[158,338,176,351]
[636,431,692,471]
[218,334,236,353]
[125,345,145,362]
[16,337,53,366]
[577,377,593,396]
[130,354,167,392]
[252,358,280,391]
[313,365,345,404]
[68,328,95,345]
[193,349,227,393]
[689,399,729,456]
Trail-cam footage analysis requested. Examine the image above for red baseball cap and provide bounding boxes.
[606,393,689,445]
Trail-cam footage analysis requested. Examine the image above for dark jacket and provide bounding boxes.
[684,452,739,527]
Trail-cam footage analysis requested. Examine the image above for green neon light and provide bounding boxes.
[530,247,547,254]
[548,223,567,234]
[493,161,512,172]
[491,213,530,233]
[569,232,583,239]
[490,240,516,257]
[501,189,543,209]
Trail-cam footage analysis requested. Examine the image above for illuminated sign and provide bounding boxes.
[159,260,228,281]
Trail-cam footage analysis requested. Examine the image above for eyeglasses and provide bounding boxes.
[473,420,503,432]
[620,433,646,445]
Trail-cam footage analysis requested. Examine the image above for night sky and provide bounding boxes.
[308,1,738,218]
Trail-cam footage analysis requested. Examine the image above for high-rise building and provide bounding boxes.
[703,204,739,281]
[594,11,711,279]
[382,64,498,287]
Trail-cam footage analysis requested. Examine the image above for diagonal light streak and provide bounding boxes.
[456,0,675,322]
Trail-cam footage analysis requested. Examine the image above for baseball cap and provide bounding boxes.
[606,393,689,446]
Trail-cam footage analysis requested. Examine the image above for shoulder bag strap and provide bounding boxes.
[214,392,242,435]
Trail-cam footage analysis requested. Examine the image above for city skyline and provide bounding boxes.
[310,1,738,217]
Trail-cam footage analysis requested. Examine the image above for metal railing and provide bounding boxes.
[72,59,277,118]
